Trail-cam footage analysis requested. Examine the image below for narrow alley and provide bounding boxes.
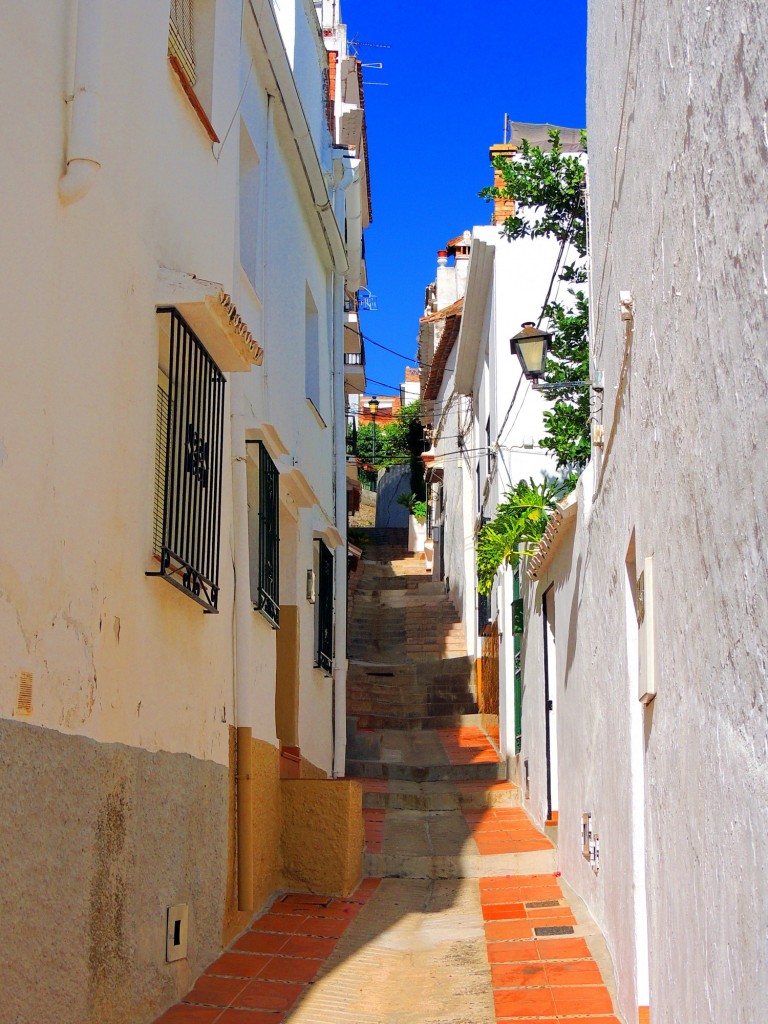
[155,529,620,1024]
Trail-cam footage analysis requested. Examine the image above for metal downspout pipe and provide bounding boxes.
[331,155,359,777]
[59,0,103,205]
[231,390,255,911]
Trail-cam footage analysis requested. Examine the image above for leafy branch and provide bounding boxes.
[481,128,589,476]
[476,478,565,594]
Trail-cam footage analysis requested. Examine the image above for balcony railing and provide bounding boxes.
[344,352,364,365]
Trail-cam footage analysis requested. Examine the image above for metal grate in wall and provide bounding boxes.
[257,441,280,627]
[168,0,196,83]
[148,308,226,613]
[15,671,32,716]
[317,541,334,671]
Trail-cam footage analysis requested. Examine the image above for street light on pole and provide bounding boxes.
[367,396,380,466]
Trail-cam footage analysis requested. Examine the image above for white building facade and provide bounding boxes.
[516,3,768,1022]
[0,1,369,1021]
[419,192,560,765]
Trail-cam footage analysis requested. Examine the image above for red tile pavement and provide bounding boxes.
[464,808,553,856]
[437,726,501,764]
[480,873,619,1023]
[151,881,381,1024]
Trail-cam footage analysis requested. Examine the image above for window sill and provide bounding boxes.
[168,55,219,143]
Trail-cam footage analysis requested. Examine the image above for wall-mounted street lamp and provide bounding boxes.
[510,321,604,396]
[367,396,380,465]
[510,321,552,381]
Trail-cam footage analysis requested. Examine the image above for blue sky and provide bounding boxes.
[341,0,587,398]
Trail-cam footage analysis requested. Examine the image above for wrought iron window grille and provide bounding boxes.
[256,441,280,628]
[148,308,225,613]
[316,541,334,672]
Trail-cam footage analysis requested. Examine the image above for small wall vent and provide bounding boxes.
[15,671,33,716]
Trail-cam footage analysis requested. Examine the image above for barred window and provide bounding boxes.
[256,441,280,627]
[169,0,196,84]
[149,308,226,613]
[316,541,333,671]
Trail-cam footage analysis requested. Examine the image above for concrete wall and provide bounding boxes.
[0,720,229,1024]
[514,3,768,1021]
[374,464,411,528]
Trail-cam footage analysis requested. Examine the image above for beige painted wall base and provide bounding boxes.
[281,779,364,896]
[224,734,364,942]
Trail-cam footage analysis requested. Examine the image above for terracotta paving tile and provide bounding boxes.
[545,959,603,986]
[279,934,337,958]
[182,974,250,1007]
[216,1012,285,1024]
[259,956,324,983]
[292,916,348,938]
[278,893,329,907]
[232,932,289,955]
[551,984,614,1015]
[233,980,305,1013]
[249,914,307,934]
[535,937,592,960]
[526,907,575,923]
[497,1019,557,1024]
[485,920,535,941]
[154,1008,220,1024]
[494,985,557,1017]
[206,953,272,978]
[352,879,381,900]
[491,961,548,988]
[296,904,358,920]
[485,940,539,963]
[480,873,557,891]
[482,902,527,921]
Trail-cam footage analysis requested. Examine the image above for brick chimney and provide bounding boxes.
[489,143,517,226]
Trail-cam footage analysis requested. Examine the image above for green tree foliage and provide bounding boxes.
[476,478,565,594]
[355,401,426,498]
[481,129,589,477]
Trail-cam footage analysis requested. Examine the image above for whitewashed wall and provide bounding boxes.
[516,3,768,1021]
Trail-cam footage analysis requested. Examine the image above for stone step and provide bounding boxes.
[351,712,480,732]
[346,759,507,782]
[363,847,557,879]
[362,781,521,812]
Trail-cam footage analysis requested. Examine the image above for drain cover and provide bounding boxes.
[526,900,560,908]
[534,925,575,936]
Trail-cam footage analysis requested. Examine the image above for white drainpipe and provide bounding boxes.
[331,155,358,777]
[59,0,103,205]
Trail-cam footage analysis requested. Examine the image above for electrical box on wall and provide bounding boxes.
[582,812,592,860]
[166,904,189,962]
[637,555,656,704]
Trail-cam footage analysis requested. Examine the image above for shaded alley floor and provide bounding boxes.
[155,530,621,1024]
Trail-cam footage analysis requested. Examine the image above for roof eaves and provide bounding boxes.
[527,491,578,580]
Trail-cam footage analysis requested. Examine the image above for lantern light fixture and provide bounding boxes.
[510,322,552,381]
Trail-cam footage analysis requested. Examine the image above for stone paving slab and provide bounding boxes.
[286,878,496,1024]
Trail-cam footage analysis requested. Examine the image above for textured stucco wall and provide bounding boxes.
[0,720,229,1024]
[374,465,411,528]
[514,2,768,1021]
[281,779,363,895]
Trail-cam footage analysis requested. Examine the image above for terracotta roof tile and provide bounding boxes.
[420,296,464,324]
[423,306,463,401]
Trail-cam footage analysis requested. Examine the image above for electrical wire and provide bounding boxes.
[360,331,432,370]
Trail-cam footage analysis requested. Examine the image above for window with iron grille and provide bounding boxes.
[256,441,280,627]
[168,0,196,84]
[316,541,334,671]
[149,308,226,612]
[478,590,490,635]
